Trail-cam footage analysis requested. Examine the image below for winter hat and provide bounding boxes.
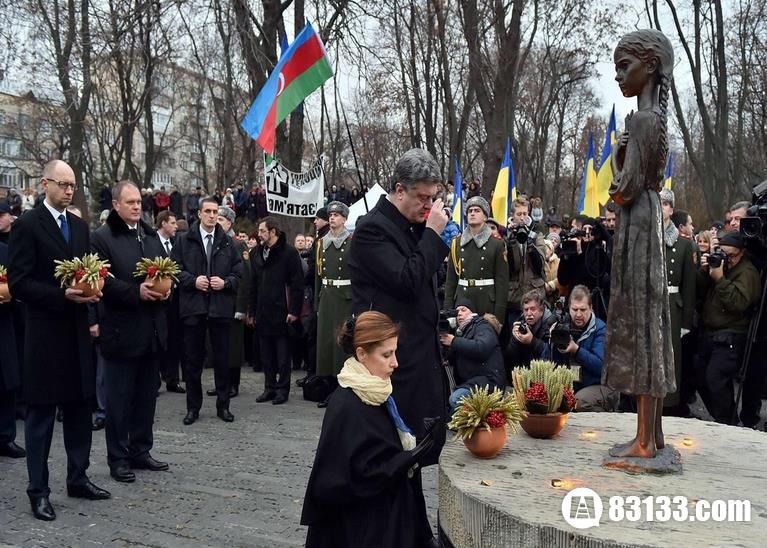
[719,231,745,249]
[218,205,236,224]
[327,200,349,219]
[315,207,329,221]
[659,188,675,208]
[454,297,476,312]
[465,196,491,219]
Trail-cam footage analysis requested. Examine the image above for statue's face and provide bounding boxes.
[614,50,655,97]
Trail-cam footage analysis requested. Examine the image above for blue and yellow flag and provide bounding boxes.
[596,105,617,206]
[663,152,673,189]
[578,132,599,218]
[491,138,517,226]
[452,159,464,231]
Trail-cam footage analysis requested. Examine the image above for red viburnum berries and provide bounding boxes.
[562,387,576,411]
[99,267,109,278]
[147,265,158,278]
[74,268,86,282]
[525,382,548,406]
[485,410,506,429]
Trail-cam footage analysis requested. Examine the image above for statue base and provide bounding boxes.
[602,445,682,474]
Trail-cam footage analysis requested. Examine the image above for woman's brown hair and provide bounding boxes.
[337,311,399,357]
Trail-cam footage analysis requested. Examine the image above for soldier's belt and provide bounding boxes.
[458,278,495,287]
[322,279,351,287]
[668,285,679,294]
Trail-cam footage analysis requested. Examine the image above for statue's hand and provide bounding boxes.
[613,130,629,171]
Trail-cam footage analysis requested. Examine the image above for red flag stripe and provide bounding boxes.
[280,35,327,92]
[256,100,278,154]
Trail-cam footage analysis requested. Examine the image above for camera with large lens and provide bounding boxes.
[511,223,531,244]
[439,309,458,334]
[707,250,728,269]
[739,180,767,244]
[517,322,529,335]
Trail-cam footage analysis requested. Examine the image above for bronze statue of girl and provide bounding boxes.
[602,29,676,459]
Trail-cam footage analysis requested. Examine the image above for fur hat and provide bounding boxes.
[327,201,349,219]
[659,188,675,208]
[218,205,236,224]
[465,196,491,219]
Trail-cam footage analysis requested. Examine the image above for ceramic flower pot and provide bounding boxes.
[71,278,104,298]
[0,282,10,302]
[463,426,508,459]
[521,412,569,439]
[146,276,172,295]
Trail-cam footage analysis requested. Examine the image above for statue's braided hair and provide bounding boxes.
[615,29,674,185]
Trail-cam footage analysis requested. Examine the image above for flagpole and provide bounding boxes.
[338,95,368,212]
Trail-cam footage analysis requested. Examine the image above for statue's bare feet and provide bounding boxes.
[609,438,657,459]
[608,438,636,457]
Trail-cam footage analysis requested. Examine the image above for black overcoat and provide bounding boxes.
[0,242,20,391]
[7,205,94,404]
[348,195,449,465]
[301,388,431,548]
[171,222,243,321]
[91,210,167,360]
[248,232,304,336]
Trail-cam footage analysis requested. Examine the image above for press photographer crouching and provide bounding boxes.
[543,285,617,412]
[696,231,761,425]
[506,290,556,371]
[440,298,507,414]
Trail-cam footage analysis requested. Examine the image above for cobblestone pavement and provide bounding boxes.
[0,369,438,548]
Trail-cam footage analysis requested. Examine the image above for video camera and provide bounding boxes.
[740,180,767,245]
[439,308,458,334]
[549,297,584,350]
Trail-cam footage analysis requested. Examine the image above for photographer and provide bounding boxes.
[506,290,556,370]
[556,217,611,319]
[696,231,761,424]
[543,285,617,412]
[439,298,506,414]
[506,197,547,323]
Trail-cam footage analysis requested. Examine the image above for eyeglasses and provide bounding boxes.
[43,178,77,191]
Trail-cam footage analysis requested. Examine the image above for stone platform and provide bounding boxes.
[439,412,766,548]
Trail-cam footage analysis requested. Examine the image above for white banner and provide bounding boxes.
[264,156,324,217]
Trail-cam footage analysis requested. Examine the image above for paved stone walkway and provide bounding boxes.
[0,369,438,547]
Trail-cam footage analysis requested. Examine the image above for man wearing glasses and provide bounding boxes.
[8,160,111,521]
[696,231,761,424]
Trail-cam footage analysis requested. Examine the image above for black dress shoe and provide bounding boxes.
[206,388,217,397]
[92,417,105,431]
[110,465,136,483]
[131,456,169,471]
[272,394,288,405]
[67,480,111,500]
[0,441,26,458]
[255,391,276,403]
[229,387,239,398]
[183,410,199,425]
[167,382,186,394]
[29,496,56,521]
[217,409,234,422]
[317,399,328,409]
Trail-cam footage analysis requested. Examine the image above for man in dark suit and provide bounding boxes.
[172,197,243,425]
[155,210,185,394]
[248,217,304,405]
[347,149,449,547]
[92,180,170,484]
[8,160,111,521]
[0,240,25,459]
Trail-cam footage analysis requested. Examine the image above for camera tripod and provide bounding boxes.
[732,267,767,426]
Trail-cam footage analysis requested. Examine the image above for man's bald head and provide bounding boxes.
[42,159,75,181]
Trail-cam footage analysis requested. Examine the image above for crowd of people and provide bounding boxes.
[0,149,764,547]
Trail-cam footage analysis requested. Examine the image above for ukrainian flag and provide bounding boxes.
[663,153,673,189]
[578,132,599,218]
[491,138,516,226]
[596,105,617,206]
[452,158,464,230]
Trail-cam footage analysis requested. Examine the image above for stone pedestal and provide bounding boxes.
[439,412,765,548]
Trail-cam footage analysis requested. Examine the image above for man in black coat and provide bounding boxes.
[8,160,110,521]
[348,148,449,546]
[172,197,243,425]
[0,241,25,459]
[248,217,304,405]
[91,181,170,483]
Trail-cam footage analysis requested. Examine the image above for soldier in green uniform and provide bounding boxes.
[444,196,509,323]
[659,189,696,414]
[314,201,352,407]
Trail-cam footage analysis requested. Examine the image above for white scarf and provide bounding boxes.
[337,357,392,406]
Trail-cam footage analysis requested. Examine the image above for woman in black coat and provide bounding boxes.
[301,312,434,548]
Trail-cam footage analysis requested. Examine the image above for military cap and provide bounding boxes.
[327,200,349,219]
[465,196,491,219]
